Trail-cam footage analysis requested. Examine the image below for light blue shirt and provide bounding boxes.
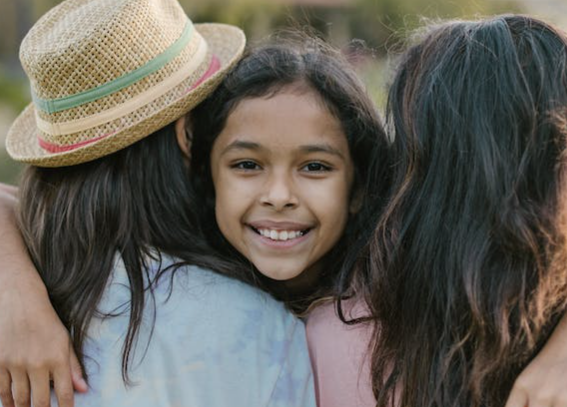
[56,254,315,407]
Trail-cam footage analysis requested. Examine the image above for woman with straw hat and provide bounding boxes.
[0,0,316,406]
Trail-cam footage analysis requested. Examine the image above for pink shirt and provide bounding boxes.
[306,301,375,407]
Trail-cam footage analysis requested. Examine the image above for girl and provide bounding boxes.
[188,37,391,310]
[364,15,567,407]
[0,0,316,406]
[185,40,391,407]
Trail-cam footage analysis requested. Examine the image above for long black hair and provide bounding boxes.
[366,15,567,407]
[190,35,391,310]
[18,124,251,383]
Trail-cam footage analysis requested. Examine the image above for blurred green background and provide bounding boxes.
[1,0,566,185]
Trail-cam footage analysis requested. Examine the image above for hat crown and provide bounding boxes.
[20,0,190,101]
[6,0,245,167]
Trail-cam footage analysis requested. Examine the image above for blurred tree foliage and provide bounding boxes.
[353,0,521,52]
[0,0,524,58]
[182,0,288,40]
[0,150,23,185]
[0,70,29,112]
[180,0,522,51]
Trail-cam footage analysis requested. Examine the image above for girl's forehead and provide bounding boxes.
[215,89,347,151]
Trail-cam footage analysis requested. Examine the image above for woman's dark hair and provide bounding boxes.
[190,35,391,310]
[366,15,567,407]
[18,124,252,383]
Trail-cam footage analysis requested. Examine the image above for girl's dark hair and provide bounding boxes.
[367,15,567,407]
[18,124,252,383]
[190,35,391,310]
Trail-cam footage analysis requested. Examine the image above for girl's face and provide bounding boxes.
[210,86,355,289]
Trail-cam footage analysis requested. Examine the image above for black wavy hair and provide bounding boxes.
[366,15,567,407]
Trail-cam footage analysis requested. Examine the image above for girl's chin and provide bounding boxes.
[254,262,322,295]
[256,267,304,282]
[251,258,306,281]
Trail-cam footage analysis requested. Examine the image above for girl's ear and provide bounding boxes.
[349,189,363,214]
[175,114,192,160]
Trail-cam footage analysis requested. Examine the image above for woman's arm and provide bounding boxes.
[0,188,87,407]
[505,313,567,407]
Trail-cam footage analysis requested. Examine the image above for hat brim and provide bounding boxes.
[6,23,245,167]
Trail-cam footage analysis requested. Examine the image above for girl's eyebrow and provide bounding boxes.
[220,140,345,159]
[221,140,263,156]
[299,144,346,159]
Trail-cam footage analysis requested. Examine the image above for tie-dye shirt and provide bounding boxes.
[56,254,315,407]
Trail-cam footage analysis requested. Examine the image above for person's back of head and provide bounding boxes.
[9,0,246,382]
[18,122,239,382]
[369,15,567,407]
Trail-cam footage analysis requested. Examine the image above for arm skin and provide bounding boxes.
[505,313,567,407]
[0,186,87,407]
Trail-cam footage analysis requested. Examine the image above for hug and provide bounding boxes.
[1,1,567,407]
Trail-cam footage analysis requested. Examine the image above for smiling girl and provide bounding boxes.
[188,39,391,310]
[211,88,353,281]
[204,87,356,287]
[186,41,390,407]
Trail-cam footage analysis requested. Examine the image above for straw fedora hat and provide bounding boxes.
[6,0,245,167]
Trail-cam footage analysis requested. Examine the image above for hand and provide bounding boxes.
[505,354,567,407]
[0,279,88,407]
[0,190,87,407]
[505,315,567,407]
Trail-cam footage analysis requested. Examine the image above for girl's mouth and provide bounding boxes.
[249,226,312,242]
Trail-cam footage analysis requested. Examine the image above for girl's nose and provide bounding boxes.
[260,173,298,211]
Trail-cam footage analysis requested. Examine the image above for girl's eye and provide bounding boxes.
[302,162,332,172]
[232,161,261,171]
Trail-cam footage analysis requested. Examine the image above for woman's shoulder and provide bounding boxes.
[307,299,370,335]
[102,253,301,331]
[163,260,297,322]
[83,253,316,407]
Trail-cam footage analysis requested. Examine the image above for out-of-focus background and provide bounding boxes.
[1,0,566,185]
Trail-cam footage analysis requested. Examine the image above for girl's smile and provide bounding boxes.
[210,85,355,287]
[246,220,312,246]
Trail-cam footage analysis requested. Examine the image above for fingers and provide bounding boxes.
[69,350,87,394]
[0,369,14,407]
[28,369,50,407]
[503,385,527,407]
[10,370,30,407]
[52,365,74,407]
[0,353,82,407]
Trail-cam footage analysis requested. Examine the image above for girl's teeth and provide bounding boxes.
[258,229,304,241]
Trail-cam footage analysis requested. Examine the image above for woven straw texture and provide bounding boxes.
[6,0,245,167]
